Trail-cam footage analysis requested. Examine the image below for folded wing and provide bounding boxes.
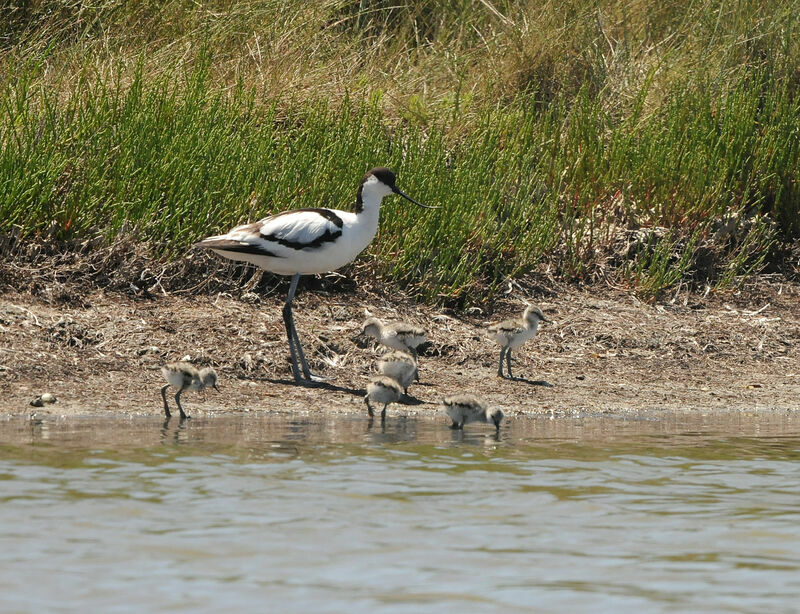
[195,208,344,257]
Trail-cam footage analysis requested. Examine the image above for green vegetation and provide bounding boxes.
[1,1,799,304]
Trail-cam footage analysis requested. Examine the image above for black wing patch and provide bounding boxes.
[261,228,343,250]
[260,208,344,250]
[269,208,344,228]
[194,239,280,258]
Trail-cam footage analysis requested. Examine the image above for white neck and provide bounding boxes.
[355,200,380,241]
[358,175,394,215]
[360,191,386,213]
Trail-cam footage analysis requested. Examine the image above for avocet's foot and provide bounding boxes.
[290,352,332,384]
[292,372,333,387]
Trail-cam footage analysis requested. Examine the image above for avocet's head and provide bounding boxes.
[357,167,436,211]
[489,408,505,430]
[199,367,219,391]
[524,305,548,325]
[362,317,382,338]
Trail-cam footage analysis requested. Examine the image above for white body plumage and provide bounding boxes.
[200,205,379,276]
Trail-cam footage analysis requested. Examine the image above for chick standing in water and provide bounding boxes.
[364,375,403,423]
[442,394,504,430]
[160,362,219,419]
[487,305,548,379]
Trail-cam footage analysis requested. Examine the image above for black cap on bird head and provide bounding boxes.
[367,167,397,188]
[355,166,437,211]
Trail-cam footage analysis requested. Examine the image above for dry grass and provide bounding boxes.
[7,0,798,123]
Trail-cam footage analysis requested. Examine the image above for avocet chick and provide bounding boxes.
[487,305,548,379]
[364,375,403,422]
[363,317,426,358]
[378,350,417,394]
[442,394,504,430]
[160,362,219,419]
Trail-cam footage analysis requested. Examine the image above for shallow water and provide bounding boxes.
[1,411,799,613]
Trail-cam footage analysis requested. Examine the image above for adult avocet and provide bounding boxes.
[194,167,434,384]
[487,305,548,379]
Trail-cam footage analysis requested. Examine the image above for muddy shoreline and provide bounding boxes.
[2,268,798,419]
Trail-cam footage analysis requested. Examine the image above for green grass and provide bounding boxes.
[1,0,799,304]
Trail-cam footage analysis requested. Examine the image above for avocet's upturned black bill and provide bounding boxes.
[368,167,436,210]
[193,167,434,384]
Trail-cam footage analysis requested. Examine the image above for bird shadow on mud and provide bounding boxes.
[265,377,366,397]
[503,377,554,387]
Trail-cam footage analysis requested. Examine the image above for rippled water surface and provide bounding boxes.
[1,411,799,613]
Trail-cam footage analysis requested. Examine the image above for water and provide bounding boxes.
[1,411,799,613]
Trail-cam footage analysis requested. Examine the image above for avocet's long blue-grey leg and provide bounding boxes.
[290,315,313,379]
[283,273,329,383]
[498,347,507,378]
[282,273,304,382]
[506,348,513,379]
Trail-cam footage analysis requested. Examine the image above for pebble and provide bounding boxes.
[136,346,161,357]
